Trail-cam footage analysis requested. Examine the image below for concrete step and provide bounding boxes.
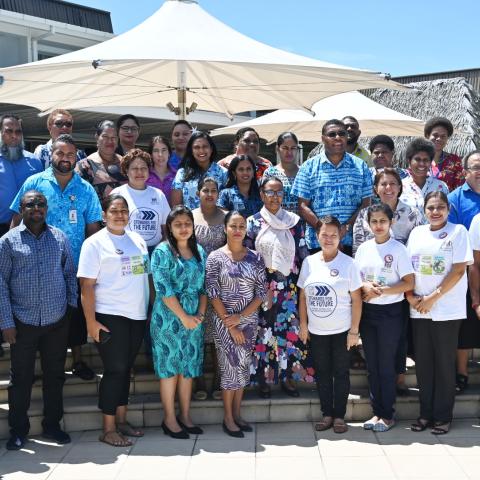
[1,385,479,440]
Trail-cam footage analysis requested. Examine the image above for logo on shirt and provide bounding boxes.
[439,232,447,239]
[151,197,159,205]
[330,269,339,277]
[129,208,159,242]
[384,254,393,269]
[305,282,337,318]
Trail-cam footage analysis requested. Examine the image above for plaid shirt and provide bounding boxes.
[291,152,373,249]
[0,224,77,330]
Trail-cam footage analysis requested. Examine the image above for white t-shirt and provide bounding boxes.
[354,238,414,305]
[407,222,473,321]
[110,184,170,247]
[77,228,150,320]
[297,251,363,335]
[469,213,480,250]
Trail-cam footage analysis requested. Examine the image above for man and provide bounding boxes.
[292,119,373,255]
[34,109,86,169]
[447,150,480,393]
[0,191,77,450]
[11,134,102,381]
[0,114,43,236]
[342,116,373,167]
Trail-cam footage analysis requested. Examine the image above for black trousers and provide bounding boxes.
[95,313,146,415]
[412,318,461,423]
[360,302,404,420]
[310,331,350,419]
[8,315,70,437]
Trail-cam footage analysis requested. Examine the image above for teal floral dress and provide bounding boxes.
[150,242,207,378]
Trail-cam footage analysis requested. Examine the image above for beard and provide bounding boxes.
[52,160,75,174]
[346,135,360,146]
[0,141,24,161]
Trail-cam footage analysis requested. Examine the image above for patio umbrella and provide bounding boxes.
[211,91,425,143]
[0,0,406,119]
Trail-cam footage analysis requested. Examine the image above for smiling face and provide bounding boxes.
[169,213,193,242]
[198,180,219,208]
[151,141,170,170]
[375,173,401,204]
[171,123,192,154]
[322,125,347,157]
[317,223,340,254]
[368,211,391,241]
[237,131,260,160]
[118,118,139,147]
[260,178,283,214]
[20,191,48,227]
[225,213,247,243]
[409,151,432,179]
[464,153,480,193]
[192,137,213,168]
[425,196,449,230]
[428,125,450,153]
[51,141,76,175]
[126,157,149,189]
[343,118,361,146]
[103,198,129,234]
[97,127,118,158]
[234,159,254,186]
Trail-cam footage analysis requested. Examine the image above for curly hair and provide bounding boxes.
[120,148,152,176]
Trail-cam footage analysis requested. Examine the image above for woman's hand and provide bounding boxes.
[346,332,359,350]
[229,327,246,345]
[224,313,241,329]
[416,294,438,314]
[181,314,201,330]
[406,294,422,309]
[299,323,309,344]
[87,321,110,343]
[361,282,382,302]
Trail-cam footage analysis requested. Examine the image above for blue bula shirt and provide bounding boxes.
[0,224,77,330]
[448,182,480,229]
[0,151,43,223]
[10,168,102,266]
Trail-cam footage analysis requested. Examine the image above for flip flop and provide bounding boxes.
[116,422,144,437]
[99,431,132,447]
[333,420,348,434]
[411,417,432,432]
[431,421,451,435]
[315,417,333,431]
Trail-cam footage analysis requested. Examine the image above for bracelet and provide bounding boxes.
[239,314,246,322]
[198,313,205,322]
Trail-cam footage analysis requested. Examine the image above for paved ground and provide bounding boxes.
[1,420,480,479]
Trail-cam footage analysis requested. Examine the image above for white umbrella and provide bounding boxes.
[0,0,406,118]
[211,91,425,143]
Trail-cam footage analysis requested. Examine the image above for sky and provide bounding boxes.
[72,0,480,77]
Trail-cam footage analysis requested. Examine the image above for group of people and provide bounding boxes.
[1,108,480,450]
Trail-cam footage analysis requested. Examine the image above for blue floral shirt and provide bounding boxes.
[218,185,263,218]
[262,166,299,213]
[291,152,373,249]
[10,168,102,266]
[34,140,86,169]
[172,162,227,210]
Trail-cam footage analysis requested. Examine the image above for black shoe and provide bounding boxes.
[71,361,95,381]
[222,422,244,438]
[281,381,300,398]
[257,384,271,399]
[42,428,71,444]
[176,417,203,435]
[161,422,189,439]
[396,383,410,397]
[456,374,468,394]
[0,344,4,358]
[234,420,253,432]
[6,435,25,450]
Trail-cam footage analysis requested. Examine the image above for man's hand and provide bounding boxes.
[2,327,17,345]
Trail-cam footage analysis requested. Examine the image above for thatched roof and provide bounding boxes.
[308,77,480,166]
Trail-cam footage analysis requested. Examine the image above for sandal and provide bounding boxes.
[411,417,432,432]
[333,419,348,434]
[99,431,132,447]
[315,416,333,431]
[116,422,144,437]
[363,416,379,430]
[431,421,450,435]
[212,389,223,400]
[455,374,468,394]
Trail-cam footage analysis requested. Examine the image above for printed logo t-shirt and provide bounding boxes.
[297,251,362,335]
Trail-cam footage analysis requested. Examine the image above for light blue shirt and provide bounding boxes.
[448,182,480,229]
[10,168,102,266]
[291,152,373,249]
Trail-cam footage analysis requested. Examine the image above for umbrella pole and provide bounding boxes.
[177,88,187,120]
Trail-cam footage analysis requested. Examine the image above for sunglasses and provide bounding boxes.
[24,201,47,209]
[325,131,347,138]
[262,189,284,197]
[53,121,73,128]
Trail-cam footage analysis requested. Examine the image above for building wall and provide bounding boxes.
[0,32,28,67]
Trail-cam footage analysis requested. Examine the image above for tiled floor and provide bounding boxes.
[1,420,480,479]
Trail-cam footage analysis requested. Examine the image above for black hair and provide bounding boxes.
[197,176,219,192]
[182,131,217,182]
[369,134,395,153]
[95,120,116,136]
[367,203,394,223]
[102,194,128,212]
[165,205,201,262]
[225,155,260,198]
[374,167,403,197]
[276,131,298,147]
[148,135,172,156]
[259,176,283,190]
[0,114,21,129]
[462,149,480,169]
[52,134,77,151]
[20,190,46,207]
[224,210,245,227]
[234,127,259,143]
[342,116,359,125]
[116,114,140,130]
[172,120,192,130]
[424,117,454,138]
[315,215,341,233]
[424,191,449,210]
[321,119,346,135]
[405,138,435,162]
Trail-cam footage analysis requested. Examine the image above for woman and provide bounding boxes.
[78,195,150,447]
[218,155,263,217]
[400,138,448,214]
[218,127,272,182]
[170,120,192,170]
[192,177,227,400]
[262,131,300,213]
[146,136,176,205]
[76,120,127,201]
[368,135,408,181]
[246,177,310,398]
[354,204,415,432]
[171,131,227,210]
[206,211,266,438]
[115,114,140,156]
[111,149,170,253]
[424,117,464,191]
[298,216,362,434]
[407,191,473,434]
[353,168,424,255]
[150,206,207,439]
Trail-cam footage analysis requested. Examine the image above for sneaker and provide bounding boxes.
[373,419,395,432]
[363,416,379,430]
[6,435,26,450]
[42,428,71,444]
[71,361,95,381]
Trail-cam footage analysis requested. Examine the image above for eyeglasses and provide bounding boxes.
[53,121,73,128]
[24,201,47,209]
[120,126,139,133]
[466,166,480,172]
[324,131,347,138]
[262,189,284,197]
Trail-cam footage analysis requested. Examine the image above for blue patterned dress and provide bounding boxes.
[150,242,207,378]
[206,249,267,390]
